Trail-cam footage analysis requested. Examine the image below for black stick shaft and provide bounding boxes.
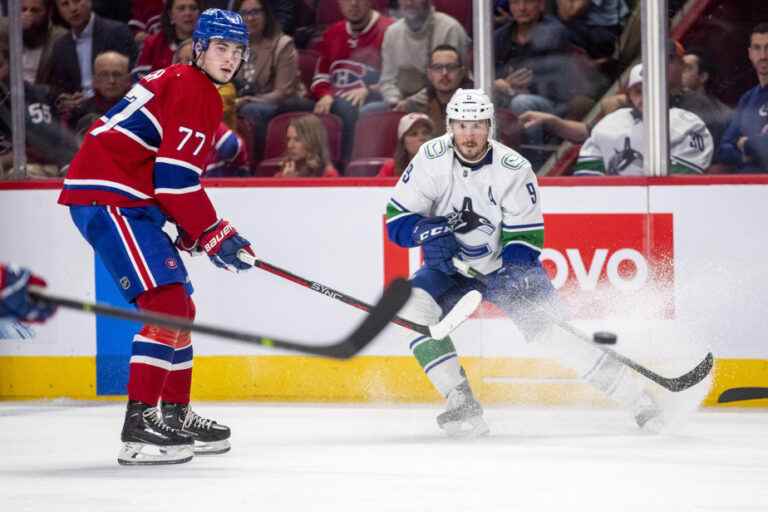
[249,258,429,335]
[30,279,412,359]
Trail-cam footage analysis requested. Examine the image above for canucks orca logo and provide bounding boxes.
[449,198,495,236]
[608,137,643,174]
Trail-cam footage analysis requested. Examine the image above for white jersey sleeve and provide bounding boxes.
[669,108,713,174]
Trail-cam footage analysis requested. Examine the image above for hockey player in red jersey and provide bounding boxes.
[59,9,254,466]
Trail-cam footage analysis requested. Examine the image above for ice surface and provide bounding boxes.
[2,401,767,512]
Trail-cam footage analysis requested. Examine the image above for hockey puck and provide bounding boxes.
[593,331,618,345]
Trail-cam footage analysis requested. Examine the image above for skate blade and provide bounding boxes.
[118,442,194,466]
[440,416,490,438]
[192,439,231,455]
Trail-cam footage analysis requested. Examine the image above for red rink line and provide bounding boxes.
[1,174,768,190]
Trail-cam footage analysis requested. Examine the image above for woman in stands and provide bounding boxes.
[234,0,308,164]
[276,114,339,177]
[132,0,202,79]
[377,113,434,177]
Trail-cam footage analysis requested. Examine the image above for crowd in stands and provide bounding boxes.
[0,0,765,178]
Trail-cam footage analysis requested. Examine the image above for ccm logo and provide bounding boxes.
[418,226,450,242]
[203,223,233,252]
[311,283,343,300]
[542,248,649,292]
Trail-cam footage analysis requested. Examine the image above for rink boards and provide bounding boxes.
[1,176,767,406]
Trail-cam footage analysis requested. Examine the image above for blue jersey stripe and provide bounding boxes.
[154,162,202,190]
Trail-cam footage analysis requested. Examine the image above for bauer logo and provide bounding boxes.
[383,213,675,319]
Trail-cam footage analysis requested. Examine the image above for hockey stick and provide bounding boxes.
[717,387,768,403]
[236,251,481,340]
[451,258,714,393]
[29,278,411,359]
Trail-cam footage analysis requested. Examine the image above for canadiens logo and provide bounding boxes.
[119,276,131,290]
[330,60,371,91]
[165,257,178,269]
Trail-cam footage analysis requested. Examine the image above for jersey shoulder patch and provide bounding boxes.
[500,152,528,171]
[423,138,448,159]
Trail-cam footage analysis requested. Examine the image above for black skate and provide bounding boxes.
[118,400,194,466]
[437,381,490,438]
[161,402,231,455]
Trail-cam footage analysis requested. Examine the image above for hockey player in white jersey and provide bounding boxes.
[386,88,662,437]
[575,63,714,176]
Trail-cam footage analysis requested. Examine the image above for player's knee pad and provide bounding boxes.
[398,287,443,327]
[136,284,194,319]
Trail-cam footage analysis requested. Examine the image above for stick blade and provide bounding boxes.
[665,352,714,392]
[718,387,768,403]
[323,278,412,359]
[429,290,482,340]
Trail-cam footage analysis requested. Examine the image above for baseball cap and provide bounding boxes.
[397,113,434,140]
[627,63,643,89]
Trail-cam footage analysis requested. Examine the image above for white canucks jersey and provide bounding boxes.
[386,134,544,275]
[574,107,714,176]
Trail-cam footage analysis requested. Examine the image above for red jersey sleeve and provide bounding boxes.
[151,67,223,239]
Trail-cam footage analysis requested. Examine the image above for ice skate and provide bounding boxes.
[437,381,489,438]
[633,391,664,433]
[162,402,231,455]
[118,401,194,466]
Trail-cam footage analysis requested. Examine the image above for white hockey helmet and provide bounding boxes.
[445,88,495,137]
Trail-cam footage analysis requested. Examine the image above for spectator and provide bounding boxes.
[311,0,394,163]
[47,0,137,116]
[555,0,629,59]
[275,114,339,177]
[132,0,200,79]
[129,0,164,46]
[407,44,472,136]
[680,49,733,150]
[0,31,78,177]
[233,0,307,163]
[377,112,434,176]
[517,110,589,144]
[68,50,131,130]
[376,0,469,112]
[202,0,296,34]
[22,0,66,84]
[493,0,595,164]
[172,38,249,176]
[601,40,727,153]
[717,24,768,172]
[574,63,713,176]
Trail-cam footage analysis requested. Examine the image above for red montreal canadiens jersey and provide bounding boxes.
[58,64,223,240]
[310,11,394,99]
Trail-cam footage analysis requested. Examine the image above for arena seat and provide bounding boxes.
[351,111,406,160]
[255,157,283,178]
[236,116,258,174]
[345,158,389,177]
[262,112,343,166]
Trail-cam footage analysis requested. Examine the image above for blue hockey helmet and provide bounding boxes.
[193,9,249,58]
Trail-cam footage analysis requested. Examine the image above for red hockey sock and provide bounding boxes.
[162,331,193,404]
[127,285,192,406]
[161,293,196,405]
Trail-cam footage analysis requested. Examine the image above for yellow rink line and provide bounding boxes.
[1,356,767,407]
